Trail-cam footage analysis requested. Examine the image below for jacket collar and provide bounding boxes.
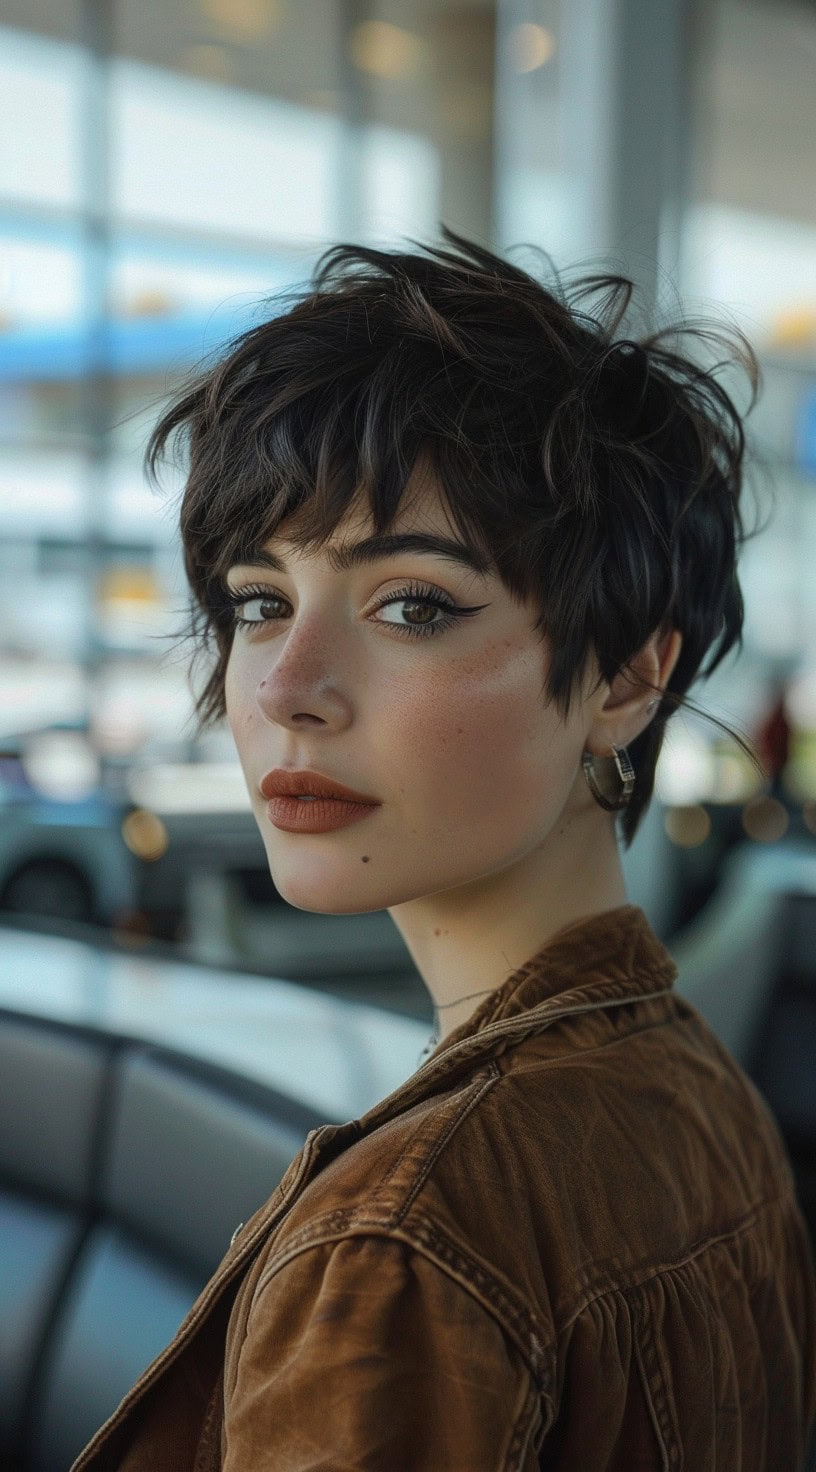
[437,901,677,1042]
[66,904,678,1472]
[350,903,679,1137]
[219,905,678,1281]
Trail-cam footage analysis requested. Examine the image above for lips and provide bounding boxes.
[259,768,379,804]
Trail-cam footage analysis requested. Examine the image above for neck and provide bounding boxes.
[390,790,626,1046]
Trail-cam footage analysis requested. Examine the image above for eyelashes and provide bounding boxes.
[216,578,489,641]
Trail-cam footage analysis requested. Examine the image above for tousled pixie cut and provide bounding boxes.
[145,225,768,850]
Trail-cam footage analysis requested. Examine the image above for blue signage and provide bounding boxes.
[794,383,816,478]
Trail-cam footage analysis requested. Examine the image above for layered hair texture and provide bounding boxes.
[145,226,768,849]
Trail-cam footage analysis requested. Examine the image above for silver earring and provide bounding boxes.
[581,744,635,811]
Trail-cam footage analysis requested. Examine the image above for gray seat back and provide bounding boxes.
[670,845,787,1066]
[0,1012,327,1472]
[0,1015,110,1461]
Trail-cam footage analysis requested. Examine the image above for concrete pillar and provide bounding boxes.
[559,0,694,318]
[495,0,697,323]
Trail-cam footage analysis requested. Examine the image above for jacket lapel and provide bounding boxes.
[69,1120,361,1471]
[70,907,676,1470]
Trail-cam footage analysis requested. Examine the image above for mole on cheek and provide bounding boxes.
[361,855,370,863]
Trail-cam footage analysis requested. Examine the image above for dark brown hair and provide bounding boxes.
[145,225,769,848]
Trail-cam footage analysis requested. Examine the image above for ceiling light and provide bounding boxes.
[349,21,426,80]
[199,0,283,42]
[508,23,556,74]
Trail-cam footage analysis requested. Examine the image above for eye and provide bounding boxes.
[222,586,286,627]
[218,583,288,631]
[371,581,464,639]
[219,578,489,641]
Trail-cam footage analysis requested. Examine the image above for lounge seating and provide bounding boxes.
[3,837,816,1469]
[0,1012,326,1472]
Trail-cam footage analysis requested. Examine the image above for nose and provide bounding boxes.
[253,617,354,731]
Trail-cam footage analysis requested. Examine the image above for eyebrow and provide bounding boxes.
[228,532,493,579]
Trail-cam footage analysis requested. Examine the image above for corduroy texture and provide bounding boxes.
[72,906,816,1470]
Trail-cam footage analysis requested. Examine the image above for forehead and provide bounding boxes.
[276,457,450,543]
[227,461,493,578]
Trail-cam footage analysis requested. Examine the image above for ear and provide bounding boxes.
[585,625,683,757]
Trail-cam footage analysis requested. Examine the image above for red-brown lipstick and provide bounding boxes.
[259,768,381,833]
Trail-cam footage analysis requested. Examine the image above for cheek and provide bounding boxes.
[224,647,253,730]
[223,651,262,788]
[391,638,574,825]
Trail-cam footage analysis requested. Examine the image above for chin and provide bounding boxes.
[269,865,390,917]
[267,849,449,916]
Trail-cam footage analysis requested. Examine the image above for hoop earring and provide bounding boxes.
[581,744,635,811]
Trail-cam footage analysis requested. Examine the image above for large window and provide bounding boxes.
[0,0,494,758]
[677,0,816,801]
[2,0,816,809]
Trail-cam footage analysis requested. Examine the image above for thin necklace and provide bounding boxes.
[416,984,499,1068]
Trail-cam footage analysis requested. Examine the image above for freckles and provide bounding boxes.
[451,639,534,725]
[403,641,532,773]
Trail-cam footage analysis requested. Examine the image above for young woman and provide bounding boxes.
[74,228,816,1470]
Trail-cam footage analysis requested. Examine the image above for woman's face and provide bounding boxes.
[224,474,605,916]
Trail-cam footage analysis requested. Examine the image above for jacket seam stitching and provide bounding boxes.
[558,1190,791,1333]
[262,1071,498,1254]
[498,1009,683,1069]
[250,1224,556,1402]
[630,1287,675,1470]
[411,984,674,1083]
[504,1375,546,1472]
[485,983,676,1039]
[393,1067,500,1223]
[492,972,678,1025]
[366,1069,496,1202]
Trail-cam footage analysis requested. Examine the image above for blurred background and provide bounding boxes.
[2,0,816,979]
[2,3,816,1467]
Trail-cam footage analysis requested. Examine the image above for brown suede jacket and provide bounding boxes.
[71,904,816,1471]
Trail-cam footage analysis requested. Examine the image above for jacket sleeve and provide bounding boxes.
[222,1232,543,1471]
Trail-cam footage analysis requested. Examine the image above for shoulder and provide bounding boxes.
[222,1062,557,1401]
[225,1232,553,1469]
[251,1011,802,1327]
[224,1034,816,1468]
